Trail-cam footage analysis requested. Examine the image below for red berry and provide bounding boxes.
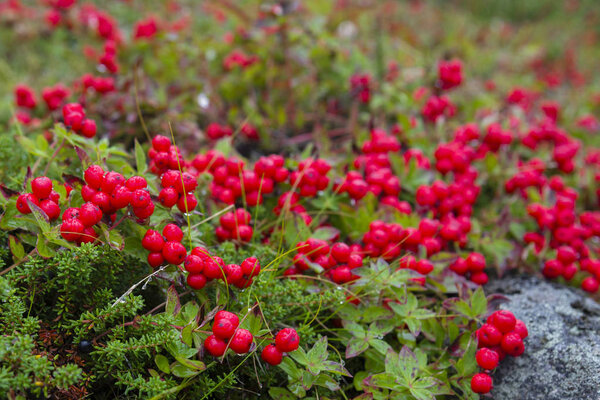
[110,185,132,209]
[476,348,499,370]
[163,223,183,242]
[513,319,528,339]
[415,259,434,275]
[582,276,599,293]
[187,273,207,289]
[130,189,151,208]
[39,199,60,221]
[162,241,187,265]
[81,185,97,202]
[224,263,243,284]
[80,226,98,244]
[79,202,102,227]
[60,219,84,242]
[261,344,283,365]
[477,324,502,347]
[241,257,260,277]
[204,334,227,356]
[204,259,225,280]
[31,177,53,199]
[158,187,179,208]
[215,311,240,328]
[177,192,198,213]
[62,207,80,221]
[331,266,352,283]
[500,332,525,357]
[93,192,112,213]
[161,170,180,188]
[471,373,493,394]
[470,271,489,285]
[125,176,147,191]
[147,252,164,268]
[466,252,486,272]
[331,243,350,263]
[81,119,97,138]
[184,255,204,274]
[16,193,39,214]
[275,328,300,353]
[229,329,253,354]
[488,310,516,333]
[152,135,171,152]
[84,165,104,189]
[133,202,155,219]
[236,225,253,242]
[101,171,125,193]
[212,318,236,340]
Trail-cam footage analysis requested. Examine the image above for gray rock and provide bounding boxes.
[487,275,600,400]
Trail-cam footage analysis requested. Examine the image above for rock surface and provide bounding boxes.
[487,275,600,400]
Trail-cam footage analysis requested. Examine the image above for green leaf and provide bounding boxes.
[181,325,193,347]
[170,362,199,378]
[268,387,297,400]
[8,235,24,260]
[134,139,147,174]
[315,374,340,391]
[346,338,369,358]
[154,355,170,374]
[166,286,181,316]
[36,234,56,258]
[471,287,487,318]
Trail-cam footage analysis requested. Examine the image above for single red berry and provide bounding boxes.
[331,242,350,263]
[215,311,240,328]
[80,226,98,244]
[466,252,486,272]
[152,135,171,152]
[184,255,204,274]
[261,344,283,365]
[477,324,502,347]
[147,252,164,268]
[582,276,599,293]
[84,165,104,189]
[79,202,102,227]
[501,332,525,357]
[331,266,352,283]
[415,259,434,275]
[158,187,179,208]
[488,310,516,333]
[39,199,60,221]
[236,225,253,242]
[101,171,125,193]
[163,223,183,242]
[48,190,60,203]
[92,192,112,213]
[177,192,198,213]
[470,271,489,285]
[60,219,84,242]
[471,373,493,394]
[110,185,132,209]
[224,263,243,284]
[161,170,180,188]
[81,119,97,138]
[220,212,237,230]
[130,189,151,208]
[142,230,165,252]
[212,318,236,340]
[162,241,187,265]
[81,185,97,202]
[204,259,225,280]
[476,348,499,370]
[16,193,39,214]
[241,257,260,277]
[62,207,80,221]
[31,176,53,199]
[229,329,253,354]
[125,176,147,191]
[187,273,207,290]
[513,319,528,339]
[275,328,300,353]
[204,334,227,357]
[133,202,155,219]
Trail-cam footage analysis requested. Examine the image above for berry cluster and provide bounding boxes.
[437,59,463,90]
[472,310,528,394]
[448,252,488,285]
[261,328,300,366]
[223,50,258,71]
[204,311,253,356]
[142,224,187,268]
[158,170,198,213]
[349,73,371,104]
[205,123,233,140]
[183,246,260,290]
[148,135,185,175]
[17,176,61,221]
[289,158,331,197]
[81,165,154,220]
[62,103,97,138]
[41,83,70,111]
[290,238,363,284]
[273,192,312,226]
[216,208,253,242]
[421,95,456,123]
[60,203,101,244]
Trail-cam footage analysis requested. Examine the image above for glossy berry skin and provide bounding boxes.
[488,310,516,333]
[229,329,253,354]
[514,319,528,339]
[582,277,600,293]
[79,202,102,227]
[187,273,207,290]
[125,176,147,191]
[241,257,260,277]
[152,135,171,152]
[31,176,53,199]
[184,255,204,274]
[60,219,84,242]
[261,344,283,365]
[40,200,61,221]
[130,189,151,208]
[62,207,80,221]
[147,252,164,268]
[471,373,493,394]
[177,192,198,213]
[416,259,434,275]
[476,348,499,370]
[204,334,227,357]
[215,311,240,328]
[275,328,300,353]
[84,165,104,189]
[16,193,39,214]
[224,263,243,284]
[159,187,179,208]
[142,230,165,252]
[162,241,187,265]
[466,252,486,272]
[212,318,236,340]
[331,243,350,263]
[163,223,183,242]
[477,324,502,347]
[501,332,525,357]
